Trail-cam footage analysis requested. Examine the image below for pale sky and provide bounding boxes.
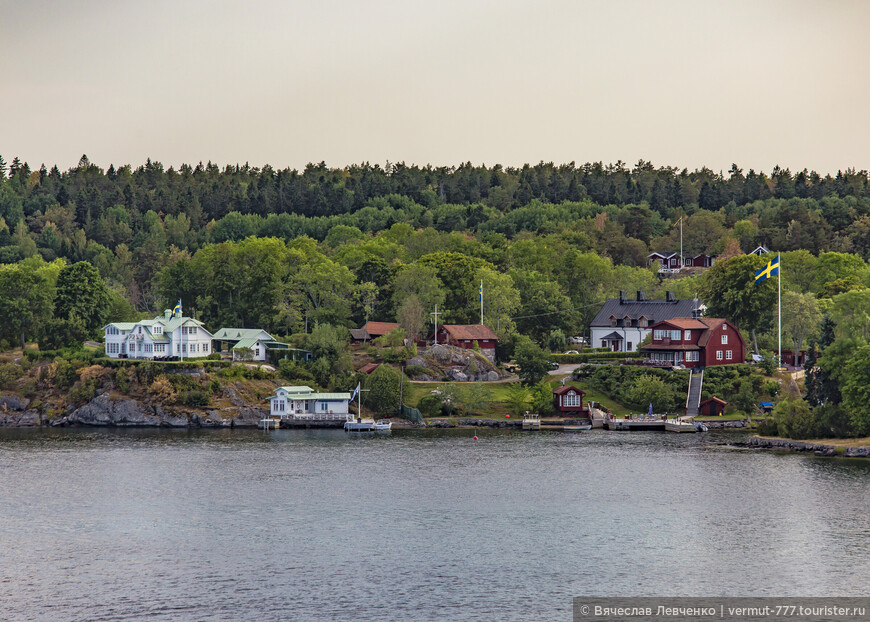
[2,0,868,174]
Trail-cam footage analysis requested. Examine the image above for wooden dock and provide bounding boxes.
[522,413,541,430]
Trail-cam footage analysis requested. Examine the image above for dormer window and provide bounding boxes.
[153,326,162,335]
[684,330,691,340]
[610,316,617,327]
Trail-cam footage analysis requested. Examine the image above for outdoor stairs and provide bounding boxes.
[685,369,703,417]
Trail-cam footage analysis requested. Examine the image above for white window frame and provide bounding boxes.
[684,330,691,341]
[726,350,733,360]
[670,330,680,340]
[564,394,581,407]
[716,350,723,361]
[721,334,728,345]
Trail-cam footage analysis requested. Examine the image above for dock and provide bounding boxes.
[522,412,541,430]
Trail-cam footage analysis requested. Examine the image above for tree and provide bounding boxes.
[627,374,679,412]
[397,295,425,341]
[475,266,520,335]
[458,382,493,414]
[781,291,821,355]
[829,289,870,342]
[391,263,446,319]
[505,383,530,416]
[514,335,550,385]
[701,254,776,353]
[0,260,55,349]
[839,344,870,436]
[364,364,401,416]
[54,261,111,337]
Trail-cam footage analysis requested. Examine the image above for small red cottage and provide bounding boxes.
[699,397,727,417]
[552,384,587,417]
[432,324,499,361]
[641,317,745,368]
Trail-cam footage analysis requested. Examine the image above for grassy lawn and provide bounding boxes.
[405,374,631,418]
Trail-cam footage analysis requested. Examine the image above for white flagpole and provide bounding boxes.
[480,279,484,325]
[778,255,782,370]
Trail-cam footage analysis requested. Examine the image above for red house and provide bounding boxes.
[431,324,499,361]
[552,384,587,417]
[640,317,745,368]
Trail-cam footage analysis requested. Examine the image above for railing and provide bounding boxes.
[283,412,353,421]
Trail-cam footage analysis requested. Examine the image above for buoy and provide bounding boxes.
[505,414,510,418]
[473,435,478,441]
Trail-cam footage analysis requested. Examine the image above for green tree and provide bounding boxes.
[701,254,777,353]
[391,263,446,318]
[0,261,55,349]
[397,295,425,341]
[840,344,870,435]
[514,335,551,385]
[364,364,401,416]
[781,291,821,356]
[505,383,530,416]
[54,261,111,336]
[627,374,679,412]
[475,266,520,335]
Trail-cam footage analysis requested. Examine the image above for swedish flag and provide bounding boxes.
[755,254,780,283]
[172,299,182,318]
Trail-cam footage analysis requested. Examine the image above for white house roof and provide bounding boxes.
[102,322,137,331]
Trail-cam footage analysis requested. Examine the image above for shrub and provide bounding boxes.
[417,394,442,417]
[149,376,176,404]
[69,379,98,404]
[0,362,22,389]
[404,364,431,379]
[178,390,209,407]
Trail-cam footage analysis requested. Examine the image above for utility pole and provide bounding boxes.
[431,304,440,345]
[679,216,683,271]
[480,279,484,325]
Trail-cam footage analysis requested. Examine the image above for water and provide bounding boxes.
[1,428,868,621]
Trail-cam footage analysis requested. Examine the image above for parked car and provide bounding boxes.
[564,350,579,355]
[548,361,559,369]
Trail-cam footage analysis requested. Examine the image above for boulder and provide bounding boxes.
[0,409,39,426]
[68,394,161,426]
[447,369,469,382]
[0,395,30,411]
[485,371,500,382]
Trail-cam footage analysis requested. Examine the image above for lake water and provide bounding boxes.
[1,428,869,621]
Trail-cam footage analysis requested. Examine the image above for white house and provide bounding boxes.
[269,385,352,421]
[103,309,214,359]
[589,291,703,352]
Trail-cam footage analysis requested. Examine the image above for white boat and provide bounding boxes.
[562,424,592,432]
[373,420,392,432]
[344,418,377,432]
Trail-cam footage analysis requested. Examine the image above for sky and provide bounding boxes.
[2,0,868,175]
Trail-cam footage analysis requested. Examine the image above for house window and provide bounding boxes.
[255,348,260,357]
[627,342,632,350]
[639,318,647,328]
[653,330,663,340]
[684,330,691,341]
[686,351,699,362]
[726,350,733,360]
[564,394,581,407]
[203,343,209,354]
[153,326,162,335]
[716,350,723,361]
[671,330,680,340]
[610,317,617,327]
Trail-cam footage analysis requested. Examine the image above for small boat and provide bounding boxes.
[562,424,592,432]
[344,418,376,432]
[373,420,392,432]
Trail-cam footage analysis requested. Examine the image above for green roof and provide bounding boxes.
[278,385,315,393]
[231,338,261,350]
[309,393,351,400]
[214,327,273,341]
[103,322,137,331]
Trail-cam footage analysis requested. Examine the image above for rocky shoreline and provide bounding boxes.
[737,435,870,458]
[0,393,267,428]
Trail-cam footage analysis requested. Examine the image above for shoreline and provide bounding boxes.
[734,435,870,458]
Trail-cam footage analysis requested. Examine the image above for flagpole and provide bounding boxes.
[778,255,782,370]
[480,279,484,325]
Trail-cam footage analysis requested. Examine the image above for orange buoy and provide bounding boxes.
[473,435,478,441]
[505,414,510,418]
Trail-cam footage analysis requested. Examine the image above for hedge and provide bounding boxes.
[552,351,643,363]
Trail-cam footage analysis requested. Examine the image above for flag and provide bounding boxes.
[172,299,182,318]
[648,403,653,416]
[349,382,360,404]
[754,254,780,283]
[479,280,483,303]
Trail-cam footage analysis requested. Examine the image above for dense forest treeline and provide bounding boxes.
[4,156,870,436]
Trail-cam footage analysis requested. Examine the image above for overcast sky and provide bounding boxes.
[2,0,868,174]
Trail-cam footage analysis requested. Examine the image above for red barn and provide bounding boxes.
[351,321,400,342]
[431,324,498,361]
[552,385,587,417]
[640,317,745,368]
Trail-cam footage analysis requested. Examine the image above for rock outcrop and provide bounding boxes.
[63,394,267,428]
[405,345,506,382]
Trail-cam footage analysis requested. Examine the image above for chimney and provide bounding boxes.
[619,291,626,305]
[636,291,646,302]
[666,291,675,303]
[164,309,171,319]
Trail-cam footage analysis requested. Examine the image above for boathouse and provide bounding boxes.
[699,397,727,417]
[269,385,351,420]
[552,384,587,417]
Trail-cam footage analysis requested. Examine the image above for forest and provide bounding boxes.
[2,155,870,437]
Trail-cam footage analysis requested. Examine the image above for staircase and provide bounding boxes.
[685,369,704,417]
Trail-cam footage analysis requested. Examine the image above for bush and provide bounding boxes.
[404,364,431,379]
[0,362,22,389]
[417,394,443,418]
[178,390,210,407]
[69,379,98,404]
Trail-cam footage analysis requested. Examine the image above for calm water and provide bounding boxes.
[1,428,869,621]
